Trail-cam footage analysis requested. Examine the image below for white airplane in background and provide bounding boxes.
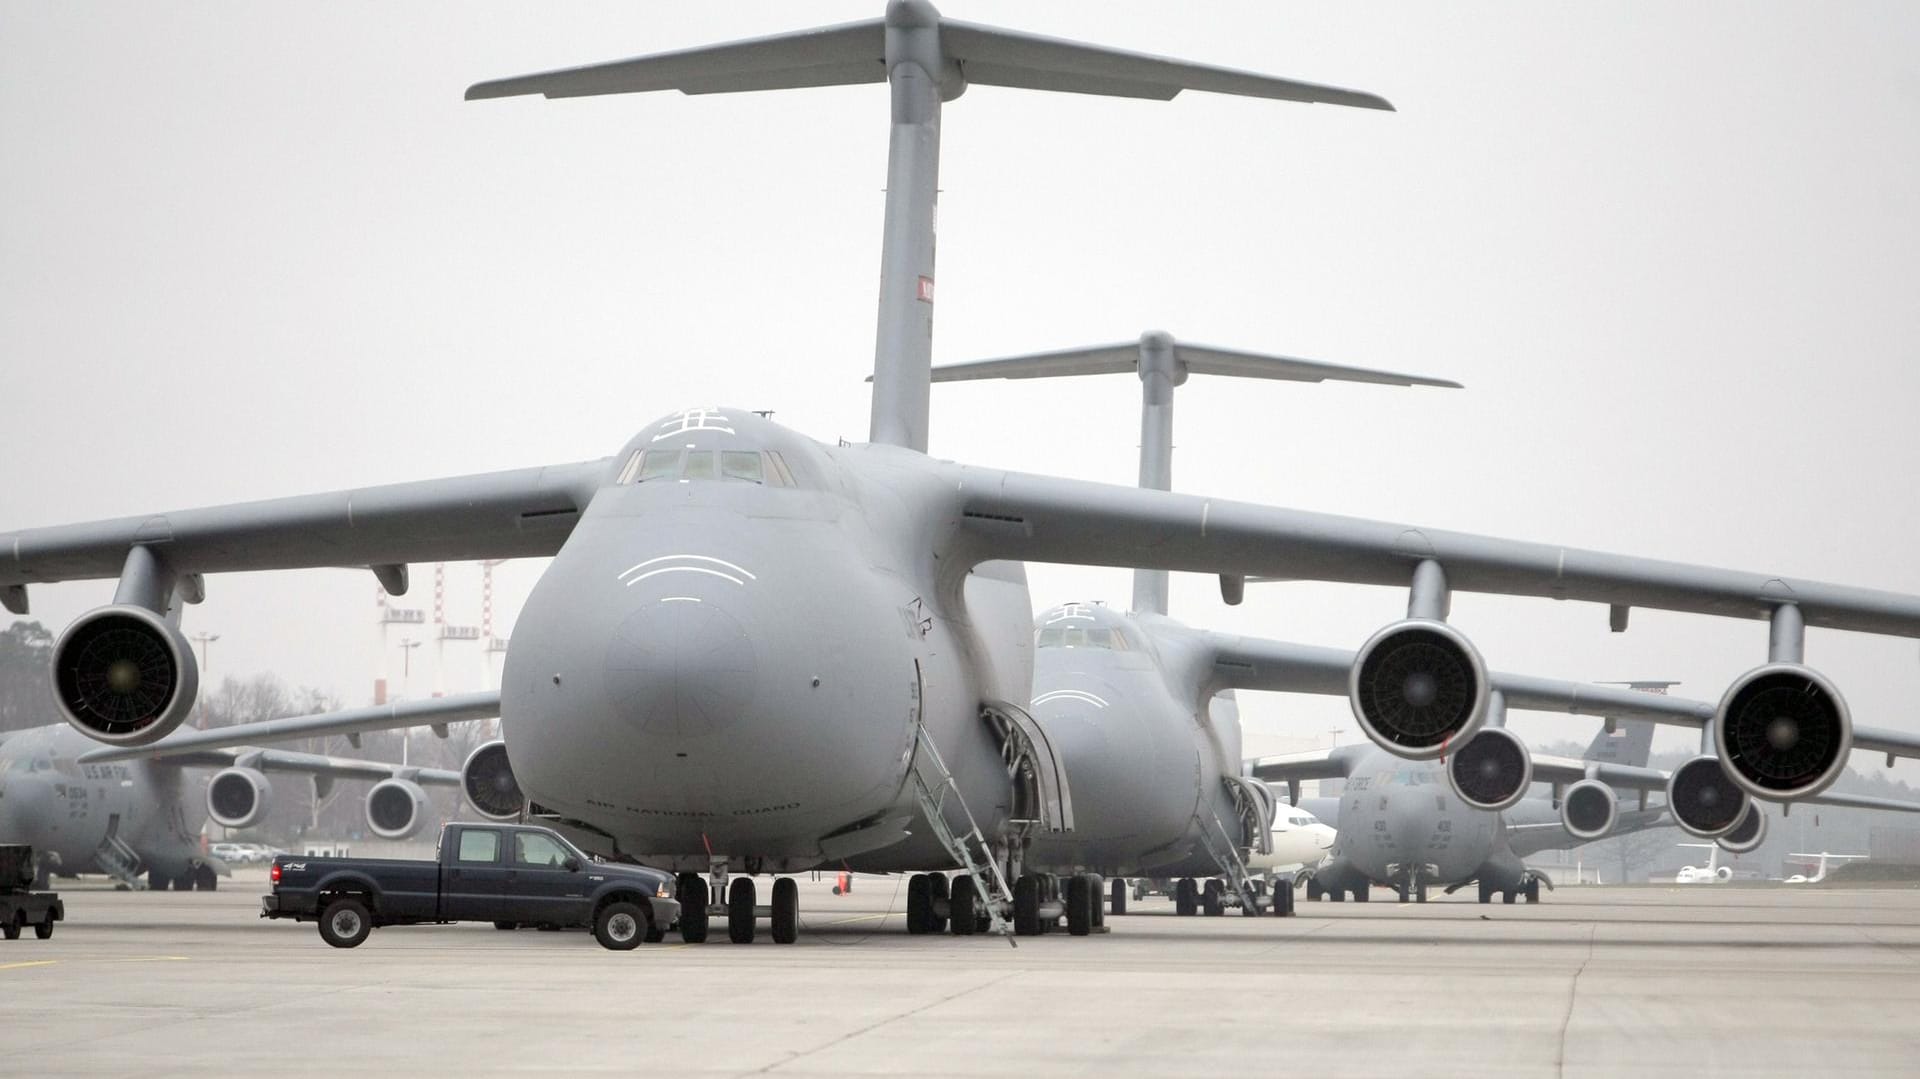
[1784,852,1868,884]
[1248,803,1337,878]
[1674,843,1733,884]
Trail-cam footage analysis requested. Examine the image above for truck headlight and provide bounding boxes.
[656,881,673,898]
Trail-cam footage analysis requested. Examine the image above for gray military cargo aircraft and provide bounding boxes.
[1253,707,1920,903]
[12,2,1920,943]
[0,720,460,891]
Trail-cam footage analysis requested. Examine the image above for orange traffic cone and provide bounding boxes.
[833,870,852,896]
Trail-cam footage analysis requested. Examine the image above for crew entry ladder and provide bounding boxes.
[908,724,1014,936]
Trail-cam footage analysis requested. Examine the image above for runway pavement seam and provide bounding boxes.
[1849,926,1920,968]
[1553,924,1597,1079]
[740,969,1023,1076]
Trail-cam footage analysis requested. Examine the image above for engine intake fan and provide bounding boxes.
[1714,664,1851,802]
[207,767,271,830]
[53,605,200,746]
[1667,755,1750,838]
[462,740,525,821]
[1349,620,1489,759]
[365,778,430,841]
[1717,803,1768,855]
[1559,779,1617,841]
[1447,727,1532,812]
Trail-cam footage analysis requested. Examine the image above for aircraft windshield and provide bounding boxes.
[617,448,794,487]
[1035,625,1131,650]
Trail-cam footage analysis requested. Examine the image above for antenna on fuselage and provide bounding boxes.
[930,332,1459,615]
[465,0,1392,454]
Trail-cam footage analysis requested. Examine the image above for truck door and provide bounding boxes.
[442,827,512,920]
[507,831,587,924]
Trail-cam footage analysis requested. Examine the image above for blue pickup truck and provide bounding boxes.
[262,822,678,950]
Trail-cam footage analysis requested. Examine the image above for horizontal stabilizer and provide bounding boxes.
[466,19,885,100]
[466,5,1389,111]
[941,21,1391,109]
[931,334,1460,389]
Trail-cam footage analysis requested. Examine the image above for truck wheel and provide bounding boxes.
[3,911,22,940]
[770,877,798,944]
[727,878,757,944]
[492,921,518,931]
[594,901,645,951]
[35,915,54,940]
[318,898,372,948]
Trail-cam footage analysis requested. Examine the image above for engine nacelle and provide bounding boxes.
[1716,803,1768,855]
[53,605,201,746]
[1447,727,1533,812]
[365,778,431,841]
[1559,779,1618,841]
[1667,755,1751,838]
[207,767,271,830]
[1713,664,1851,802]
[1349,619,1489,759]
[462,740,524,821]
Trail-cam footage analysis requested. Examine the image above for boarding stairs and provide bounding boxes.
[94,834,145,890]
[908,724,1015,936]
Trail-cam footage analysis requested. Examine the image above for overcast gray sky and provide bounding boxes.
[4,2,1918,767]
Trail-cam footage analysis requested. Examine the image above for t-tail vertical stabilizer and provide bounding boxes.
[466,1,1393,453]
[930,332,1458,614]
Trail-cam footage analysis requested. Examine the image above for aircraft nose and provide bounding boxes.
[604,601,758,738]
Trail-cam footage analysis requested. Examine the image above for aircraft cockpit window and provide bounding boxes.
[1035,626,1130,650]
[637,450,682,483]
[721,451,764,483]
[624,448,791,486]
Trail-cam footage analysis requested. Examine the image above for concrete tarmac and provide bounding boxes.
[5,872,1918,1077]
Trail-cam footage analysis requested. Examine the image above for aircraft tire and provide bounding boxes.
[926,872,949,933]
[770,878,798,944]
[195,865,218,891]
[1478,880,1495,904]
[727,878,756,944]
[318,898,372,948]
[1524,879,1541,904]
[1415,882,1428,904]
[147,869,169,892]
[1201,879,1224,917]
[1306,878,1323,902]
[493,920,517,931]
[949,875,981,936]
[1352,885,1370,903]
[1174,878,1197,916]
[593,901,645,951]
[677,875,709,943]
[1502,890,1517,905]
[1110,878,1127,916]
[907,874,933,934]
[1013,875,1043,936]
[1066,874,1094,936]
[1273,879,1296,916]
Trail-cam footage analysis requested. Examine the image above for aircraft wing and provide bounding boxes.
[953,464,1920,637]
[1245,744,1369,784]
[76,693,501,764]
[1527,754,1920,815]
[148,747,463,787]
[0,462,607,606]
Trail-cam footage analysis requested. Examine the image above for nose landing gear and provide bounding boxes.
[675,864,801,945]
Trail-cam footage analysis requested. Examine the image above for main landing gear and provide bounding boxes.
[908,871,1107,938]
[1170,876,1295,917]
[675,868,801,945]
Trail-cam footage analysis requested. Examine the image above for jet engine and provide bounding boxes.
[1666,755,1750,839]
[1716,803,1768,855]
[1447,727,1532,812]
[53,605,200,746]
[365,778,431,841]
[462,740,525,821]
[1349,620,1489,759]
[1713,664,1851,802]
[1559,779,1618,841]
[206,767,271,830]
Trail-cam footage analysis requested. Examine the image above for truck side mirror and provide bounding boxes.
[564,856,581,872]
